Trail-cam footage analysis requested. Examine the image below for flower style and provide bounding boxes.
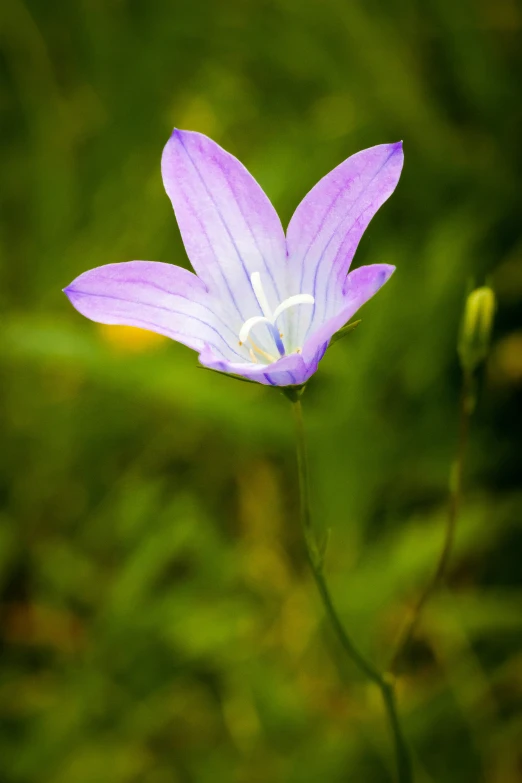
[64,130,403,386]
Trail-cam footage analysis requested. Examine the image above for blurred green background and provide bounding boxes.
[1,0,522,781]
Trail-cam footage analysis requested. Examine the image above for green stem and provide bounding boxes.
[389,369,473,674]
[291,398,413,783]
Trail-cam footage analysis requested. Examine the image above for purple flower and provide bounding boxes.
[64,130,403,387]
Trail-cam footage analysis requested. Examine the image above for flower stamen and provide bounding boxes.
[249,337,277,363]
[239,272,314,363]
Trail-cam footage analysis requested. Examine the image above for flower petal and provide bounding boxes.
[198,346,312,387]
[301,264,395,363]
[286,142,403,345]
[161,130,287,327]
[64,261,245,361]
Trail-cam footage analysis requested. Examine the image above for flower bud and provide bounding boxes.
[458,286,496,372]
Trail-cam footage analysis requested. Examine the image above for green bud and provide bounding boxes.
[457,286,496,372]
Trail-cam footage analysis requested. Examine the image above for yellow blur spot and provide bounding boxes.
[97,324,167,353]
[492,332,522,385]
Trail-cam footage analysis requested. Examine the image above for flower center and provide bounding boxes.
[238,272,314,362]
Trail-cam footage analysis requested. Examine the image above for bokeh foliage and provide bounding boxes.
[1,0,522,781]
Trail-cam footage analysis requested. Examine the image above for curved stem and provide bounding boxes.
[389,369,474,674]
[291,398,413,783]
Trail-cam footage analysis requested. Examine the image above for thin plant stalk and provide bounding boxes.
[290,398,413,783]
[389,369,474,674]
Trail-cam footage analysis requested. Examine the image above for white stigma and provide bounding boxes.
[238,272,314,360]
[251,272,272,319]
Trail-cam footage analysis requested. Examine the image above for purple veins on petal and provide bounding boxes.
[300,263,396,364]
[161,129,287,325]
[198,345,312,386]
[63,261,246,361]
[286,141,403,345]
